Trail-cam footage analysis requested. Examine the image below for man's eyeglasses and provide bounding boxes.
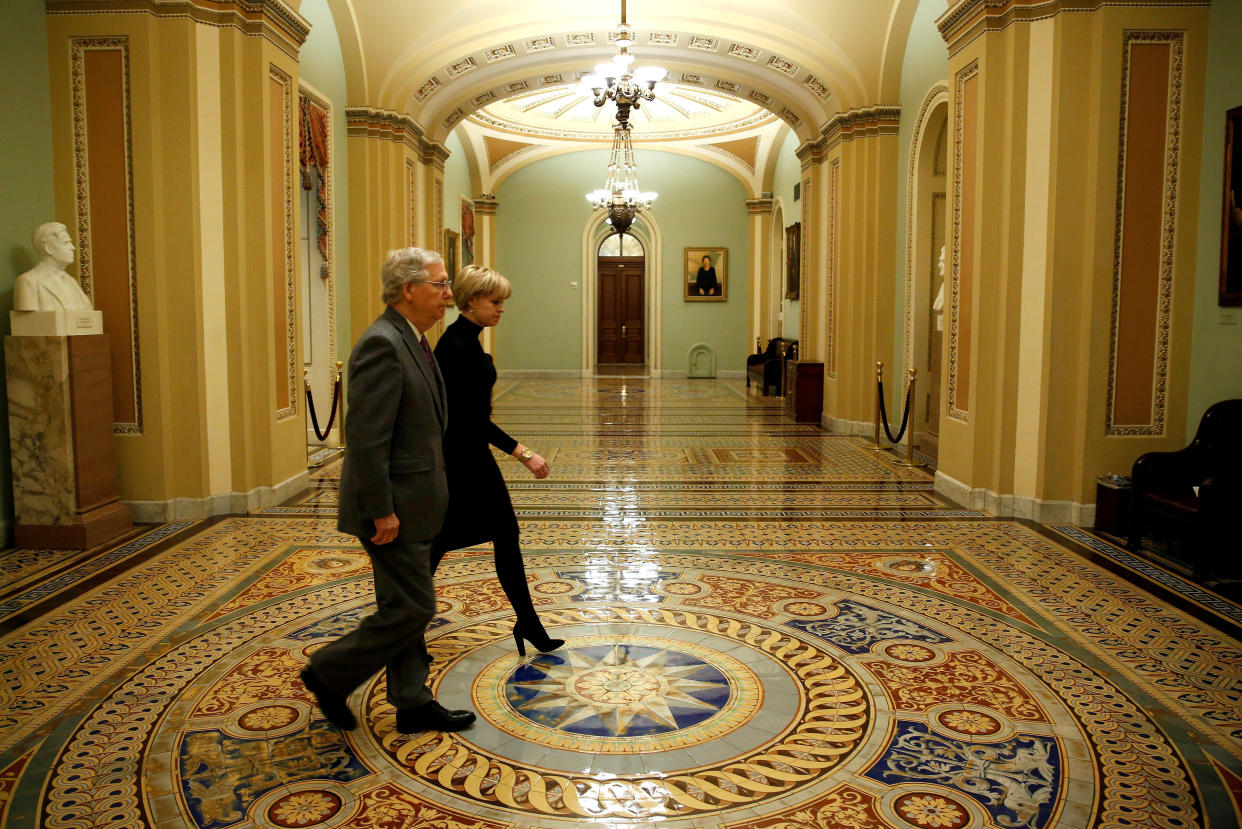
[424,279,453,291]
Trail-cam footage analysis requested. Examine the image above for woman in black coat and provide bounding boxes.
[431,265,563,657]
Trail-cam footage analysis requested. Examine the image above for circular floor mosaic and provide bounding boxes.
[39,552,1202,828]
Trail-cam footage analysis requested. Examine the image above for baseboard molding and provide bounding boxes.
[934,470,1095,527]
[126,469,311,523]
[662,370,745,379]
[498,370,590,378]
[823,415,872,436]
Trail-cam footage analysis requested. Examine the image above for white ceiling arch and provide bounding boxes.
[321,0,923,144]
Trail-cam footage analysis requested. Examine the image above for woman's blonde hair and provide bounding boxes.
[454,265,512,312]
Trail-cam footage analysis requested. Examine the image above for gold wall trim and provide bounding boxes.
[299,84,337,388]
[71,37,142,435]
[826,164,838,377]
[904,84,950,382]
[271,65,297,421]
[345,107,449,170]
[937,0,1208,55]
[406,159,417,246]
[947,60,979,423]
[47,0,309,57]
[1106,32,1183,437]
[797,106,902,163]
[434,179,444,255]
[799,178,810,352]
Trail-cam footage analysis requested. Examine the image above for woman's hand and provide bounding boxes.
[525,452,550,479]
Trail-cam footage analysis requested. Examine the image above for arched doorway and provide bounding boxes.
[905,86,949,463]
[581,214,663,376]
[596,232,645,372]
[298,85,339,462]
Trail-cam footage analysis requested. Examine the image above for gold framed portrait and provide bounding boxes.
[684,247,727,301]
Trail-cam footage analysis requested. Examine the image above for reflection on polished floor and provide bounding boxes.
[2,377,1241,828]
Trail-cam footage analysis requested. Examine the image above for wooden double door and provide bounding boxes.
[598,256,644,365]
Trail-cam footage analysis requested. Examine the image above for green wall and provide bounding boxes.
[1187,0,1242,436]
[771,127,802,340]
[0,0,56,539]
[298,0,352,357]
[494,149,751,373]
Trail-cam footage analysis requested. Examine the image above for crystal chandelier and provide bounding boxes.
[582,0,665,236]
[585,125,655,236]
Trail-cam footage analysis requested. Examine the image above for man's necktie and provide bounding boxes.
[419,334,442,384]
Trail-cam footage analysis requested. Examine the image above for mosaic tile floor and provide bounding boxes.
[2,377,1241,828]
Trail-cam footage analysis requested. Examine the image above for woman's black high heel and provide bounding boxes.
[513,621,564,657]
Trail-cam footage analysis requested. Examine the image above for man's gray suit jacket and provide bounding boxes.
[337,305,449,543]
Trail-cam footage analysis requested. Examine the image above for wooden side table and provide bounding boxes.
[784,360,824,424]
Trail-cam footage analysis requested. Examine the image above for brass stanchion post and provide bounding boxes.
[866,361,886,450]
[895,367,926,467]
[336,361,346,449]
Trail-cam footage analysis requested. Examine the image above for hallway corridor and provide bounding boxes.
[1,377,1239,828]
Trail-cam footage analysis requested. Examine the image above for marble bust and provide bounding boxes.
[14,223,93,312]
[932,246,946,331]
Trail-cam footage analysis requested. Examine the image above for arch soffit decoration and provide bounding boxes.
[457,119,789,199]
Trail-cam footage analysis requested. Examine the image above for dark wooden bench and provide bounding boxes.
[746,337,797,396]
[1128,399,1242,577]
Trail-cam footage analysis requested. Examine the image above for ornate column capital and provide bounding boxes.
[746,198,775,215]
[473,195,499,216]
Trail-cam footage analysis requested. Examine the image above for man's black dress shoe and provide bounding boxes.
[300,666,357,731]
[396,700,476,734]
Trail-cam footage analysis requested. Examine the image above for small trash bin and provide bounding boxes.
[1094,473,1132,537]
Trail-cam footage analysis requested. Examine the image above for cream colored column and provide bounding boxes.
[745,198,775,353]
[935,0,1210,524]
[45,2,311,519]
[473,195,500,354]
[344,109,446,342]
[834,112,901,435]
[798,110,901,434]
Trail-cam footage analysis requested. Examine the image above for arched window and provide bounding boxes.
[598,233,645,257]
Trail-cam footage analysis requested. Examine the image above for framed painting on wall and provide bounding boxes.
[460,197,475,267]
[684,247,727,301]
[785,222,801,300]
[445,228,459,284]
[1221,105,1242,306]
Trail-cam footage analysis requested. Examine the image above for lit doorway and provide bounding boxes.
[596,233,645,371]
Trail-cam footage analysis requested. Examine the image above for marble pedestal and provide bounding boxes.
[5,334,132,549]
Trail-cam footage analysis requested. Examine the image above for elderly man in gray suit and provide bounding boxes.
[301,247,475,734]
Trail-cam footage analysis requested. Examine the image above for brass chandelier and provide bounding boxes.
[582,0,665,236]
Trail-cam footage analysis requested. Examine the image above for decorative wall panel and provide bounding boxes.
[948,61,978,423]
[270,66,296,420]
[1107,33,1183,436]
[71,38,141,434]
[827,162,839,377]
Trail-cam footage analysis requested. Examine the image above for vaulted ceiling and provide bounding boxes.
[319,0,926,144]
